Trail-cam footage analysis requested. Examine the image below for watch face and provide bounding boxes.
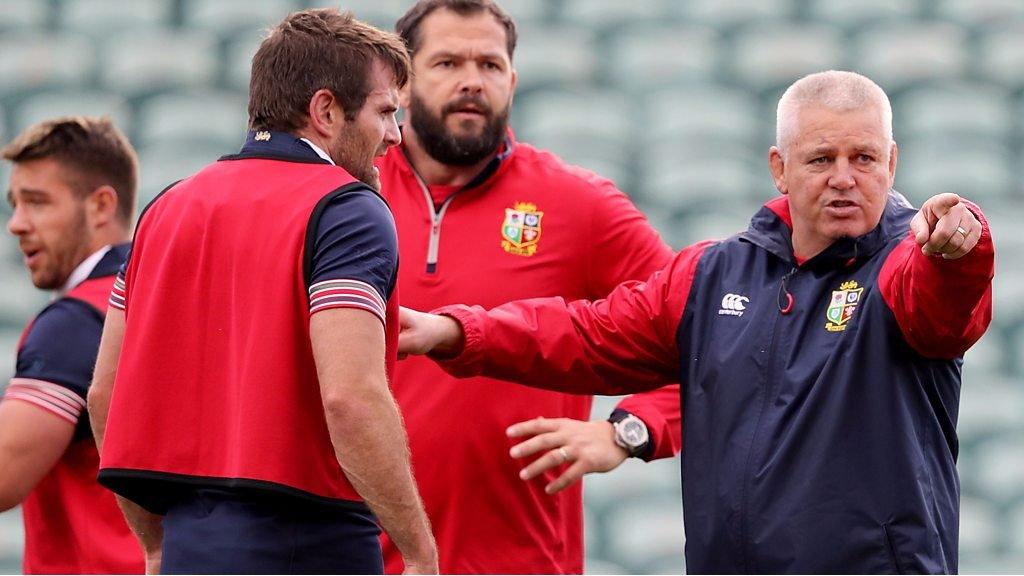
[621,420,647,447]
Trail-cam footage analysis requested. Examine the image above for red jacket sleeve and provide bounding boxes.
[434,242,712,395]
[615,384,682,460]
[878,200,994,359]
[581,182,683,458]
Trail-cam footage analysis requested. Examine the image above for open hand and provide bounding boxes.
[507,416,629,494]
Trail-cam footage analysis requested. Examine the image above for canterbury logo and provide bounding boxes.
[719,293,749,317]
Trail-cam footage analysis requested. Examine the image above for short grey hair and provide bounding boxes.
[775,70,893,156]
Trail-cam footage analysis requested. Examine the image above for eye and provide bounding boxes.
[436,59,454,69]
[809,156,829,165]
[857,154,874,163]
[482,61,501,71]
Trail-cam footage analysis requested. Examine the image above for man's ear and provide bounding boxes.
[887,140,898,188]
[307,88,344,138]
[85,185,119,229]
[768,146,788,195]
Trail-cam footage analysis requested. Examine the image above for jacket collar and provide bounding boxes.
[223,130,332,165]
[741,189,917,269]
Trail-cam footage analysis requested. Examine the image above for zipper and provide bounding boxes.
[403,140,511,275]
[739,265,798,573]
[411,171,461,275]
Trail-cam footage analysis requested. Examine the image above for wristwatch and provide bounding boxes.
[608,410,650,458]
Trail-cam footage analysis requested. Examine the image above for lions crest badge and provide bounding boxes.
[825,280,864,332]
[501,202,543,257]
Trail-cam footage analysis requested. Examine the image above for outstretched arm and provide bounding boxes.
[881,193,994,358]
[400,244,712,396]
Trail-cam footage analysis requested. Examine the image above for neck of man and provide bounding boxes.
[401,124,498,188]
[91,226,131,253]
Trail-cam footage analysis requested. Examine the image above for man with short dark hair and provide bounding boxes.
[1,115,142,574]
[87,9,437,574]
[378,0,682,572]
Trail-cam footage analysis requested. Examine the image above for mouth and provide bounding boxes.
[446,101,488,118]
[824,199,860,217]
[21,247,42,268]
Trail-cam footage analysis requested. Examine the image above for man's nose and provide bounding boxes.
[828,160,856,190]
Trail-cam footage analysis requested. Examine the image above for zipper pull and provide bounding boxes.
[777,267,796,314]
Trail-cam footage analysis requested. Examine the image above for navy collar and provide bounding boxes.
[89,242,131,279]
[223,130,331,165]
[741,189,917,269]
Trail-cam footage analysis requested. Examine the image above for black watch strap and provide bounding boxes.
[608,409,653,459]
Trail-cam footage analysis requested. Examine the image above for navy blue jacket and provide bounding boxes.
[439,190,994,574]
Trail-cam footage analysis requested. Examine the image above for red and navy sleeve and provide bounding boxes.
[108,262,128,311]
[878,200,995,359]
[307,189,398,325]
[4,301,103,426]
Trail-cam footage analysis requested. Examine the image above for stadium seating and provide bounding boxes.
[896,81,1015,144]
[678,0,795,29]
[562,0,674,29]
[805,0,922,30]
[1,1,1022,573]
[729,22,845,94]
[59,0,173,36]
[183,0,295,35]
[854,22,969,92]
[0,0,49,31]
[606,23,720,90]
[136,89,247,146]
[0,32,95,96]
[935,0,1024,27]
[100,29,219,97]
[977,22,1024,90]
[512,24,598,90]
[12,91,132,137]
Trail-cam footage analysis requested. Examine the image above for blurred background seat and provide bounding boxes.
[0,0,50,31]
[513,24,598,90]
[606,23,720,91]
[729,22,845,95]
[136,89,247,147]
[0,32,95,97]
[58,0,173,36]
[854,22,969,92]
[977,23,1024,90]
[183,0,295,35]
[0,2,1022,574]
[100,29,219,98]
[805,0,922,30]
[11,90,132,138]
[895,81,1015,144]
[678,0,795,30]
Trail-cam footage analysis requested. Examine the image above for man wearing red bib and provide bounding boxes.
[88,10,436,575]
[2,116,142,574]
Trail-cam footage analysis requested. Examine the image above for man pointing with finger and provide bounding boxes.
[400,70,995,573]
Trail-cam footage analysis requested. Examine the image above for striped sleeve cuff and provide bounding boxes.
[3,378,85,425]
[108,275,126,310]
[309,279,387,324]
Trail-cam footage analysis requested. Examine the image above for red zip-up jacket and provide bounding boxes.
[377,132,681,573]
